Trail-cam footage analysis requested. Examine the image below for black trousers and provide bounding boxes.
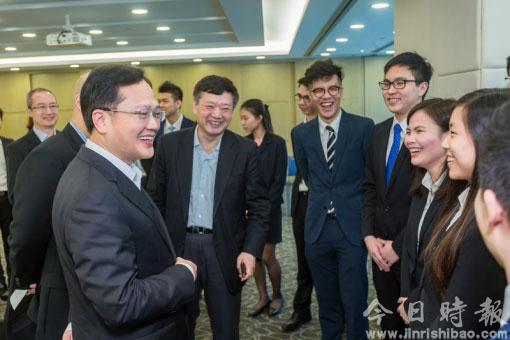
[291,191,313,316]
[183,233,241,340]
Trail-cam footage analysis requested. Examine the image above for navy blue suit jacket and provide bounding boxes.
[293,111,374,245]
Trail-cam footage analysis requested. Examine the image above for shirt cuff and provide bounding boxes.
[177,263,196,281]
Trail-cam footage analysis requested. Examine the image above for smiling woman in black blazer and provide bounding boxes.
[240,98,288,317]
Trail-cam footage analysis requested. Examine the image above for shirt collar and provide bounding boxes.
[85,140,142,190]
[69,122,88,142]
[165,113,183,131]
[318,109,342,136]
[33,126,55,142]
[422,171,447,193]
[391,116,407,135]
[193,126,222,153]
[458,187,471,212]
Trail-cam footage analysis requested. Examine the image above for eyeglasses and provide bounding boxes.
[295,93,311,102]
[99,107,163,121]
[310,85,342,97]
[378,79,422,90]
[31,104,59,111]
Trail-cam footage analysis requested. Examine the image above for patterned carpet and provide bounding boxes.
[0,215,381,339]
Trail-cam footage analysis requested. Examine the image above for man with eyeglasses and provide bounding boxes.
[282,77,318,333]
[6,88,59,202]
[362,51,433,338]
[148,75,270,339]
[293,60,374,339]
[6,73,90,340]
[52,65,197,339]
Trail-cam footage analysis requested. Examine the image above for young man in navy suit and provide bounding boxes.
[362,52,432,337]
[475,100,510,339]
[293,59,374,339]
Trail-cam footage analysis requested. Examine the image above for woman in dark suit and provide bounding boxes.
[397,98,455,317]
[240,99,288,317]
[404,90,508,335]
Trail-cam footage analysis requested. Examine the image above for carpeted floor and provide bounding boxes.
[0,215,381,339]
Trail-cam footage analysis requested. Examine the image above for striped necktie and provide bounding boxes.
[326,125,336,171]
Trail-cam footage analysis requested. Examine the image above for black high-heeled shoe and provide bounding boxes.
[269,294,285,317]
[248,300,271,317]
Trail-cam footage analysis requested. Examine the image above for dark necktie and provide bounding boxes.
[386,123,402,185]
[326,125,336,171]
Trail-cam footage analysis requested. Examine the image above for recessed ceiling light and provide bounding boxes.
[116,40,128,46]
[131,61,140,66]
[173,38,186,43]
[89,29,103,35]
[360,49,365,53]
[70,64,80,68]
[22,33,36,38]
[385,50,395,55]
[371,2,390,9]
[131,8,147,15]
[392,31,396,35]
[10,67,20,71]
[350,24,365,29]
[256,56,266,60]
[5,47,17,51]
[336,37,348,43]
[326,47,336,52]
[157,26,170,31]
[193,58,203,62]
[320,52,330,57]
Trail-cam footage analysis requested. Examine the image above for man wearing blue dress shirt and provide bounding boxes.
[475,99,510,339]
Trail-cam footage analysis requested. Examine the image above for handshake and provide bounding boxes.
[364,235,399,272]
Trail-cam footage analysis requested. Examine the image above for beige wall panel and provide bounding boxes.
[364,56,392,123]
[0,72,32,139]
[435,71,480,99]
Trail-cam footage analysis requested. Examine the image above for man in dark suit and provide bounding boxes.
[475,101,510,339]
[5,87,59,340]
[6,88,59,202]
[148,75,270,339]
[0,108,13,299]
[7,73,89,340]
[362,52,432,337]
[282,77,318,332]
[293,60,374,339]
[141,80,194,178]
[52,65,196,339]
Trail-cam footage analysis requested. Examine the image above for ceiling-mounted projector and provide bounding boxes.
[46,14,92,47]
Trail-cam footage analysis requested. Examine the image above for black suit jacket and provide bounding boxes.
[141,115,195,178]
[53,147,195,339]
[362,117,413,256]
[6,129,41,203]
[9,124,83,288]
[400,182,445,298]
[148,128,270,295]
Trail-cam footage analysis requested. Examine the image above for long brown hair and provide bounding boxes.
[424,89,510,298]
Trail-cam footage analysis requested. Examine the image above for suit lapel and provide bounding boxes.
[214,131,238,216]
[387,147,409,190]
[177,129,194,223]
[309,119,328,171]
[331,112,351,177]
[379,119,392,190]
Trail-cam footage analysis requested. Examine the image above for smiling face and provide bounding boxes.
[383,65,428,120]
[310,74,343,123]
[98,80,160,164]
[158,92,181,120]
[442,105,476,182]
[193,91,233,140]
[404,110,447,172]
[28,91,59,130]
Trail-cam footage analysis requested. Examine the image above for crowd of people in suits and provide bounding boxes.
[0,53,507,340]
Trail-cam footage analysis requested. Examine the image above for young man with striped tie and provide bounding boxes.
[293,59,374,340]
[362,52,433,338]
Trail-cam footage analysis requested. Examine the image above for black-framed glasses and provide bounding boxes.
[31,104,59,111]
[99,107,163,121]
[310,85,342,97]
[378,79,422,90]
[295,93,311,102]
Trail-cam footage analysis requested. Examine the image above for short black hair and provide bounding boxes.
[192,75,239,108]
[158,81,183,101]
[384,52,433,97]
[304,59,344,85]
[26,88,55,108]
[0,108,3,120]
[478,99,510,212]
[507,56,510,76]
[80,65,145,133]
[297,76,309,87]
